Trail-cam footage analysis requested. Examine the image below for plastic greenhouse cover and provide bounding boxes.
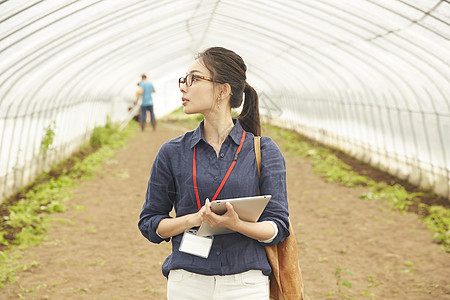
[0,0,449,201]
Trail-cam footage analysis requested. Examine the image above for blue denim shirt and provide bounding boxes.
[138,119,290,277]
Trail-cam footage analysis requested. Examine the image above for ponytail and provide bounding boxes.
[239,82,261,136]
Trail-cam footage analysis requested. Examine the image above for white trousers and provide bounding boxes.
[167,269,269,300]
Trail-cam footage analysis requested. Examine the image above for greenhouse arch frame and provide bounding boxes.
[1,0,449,202]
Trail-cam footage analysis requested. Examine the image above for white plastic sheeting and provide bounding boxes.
[0,0,449,201]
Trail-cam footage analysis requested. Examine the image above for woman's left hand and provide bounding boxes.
[201,199,241,230]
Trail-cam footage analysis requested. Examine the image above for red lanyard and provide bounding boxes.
[193,130,246,211]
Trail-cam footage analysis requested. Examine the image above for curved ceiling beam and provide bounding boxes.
[1,0,448,114]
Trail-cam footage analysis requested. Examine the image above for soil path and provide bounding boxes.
[1,122,449,299]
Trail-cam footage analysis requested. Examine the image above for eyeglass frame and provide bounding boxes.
[178,73,222,88]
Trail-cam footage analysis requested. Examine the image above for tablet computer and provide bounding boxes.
[196,195,271,237]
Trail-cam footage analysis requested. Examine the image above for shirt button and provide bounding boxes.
[216,251,221,255]
[214,176,218,181]
[220,153,224,158]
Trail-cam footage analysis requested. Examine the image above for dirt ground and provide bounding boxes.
[1,122,449,299]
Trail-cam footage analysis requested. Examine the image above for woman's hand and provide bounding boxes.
[201,198,241,231]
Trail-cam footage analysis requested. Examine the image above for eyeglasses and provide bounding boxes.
[178,73,219,88]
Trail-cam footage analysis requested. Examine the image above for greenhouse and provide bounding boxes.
[0,0,449,299]
[1,0,449,202]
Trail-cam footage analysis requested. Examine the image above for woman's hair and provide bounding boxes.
[196,47,261,136]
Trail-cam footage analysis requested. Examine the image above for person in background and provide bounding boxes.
[139,74,156,131]
[138,47,290,299]
[135,82,143,105]
[131,83,143,122]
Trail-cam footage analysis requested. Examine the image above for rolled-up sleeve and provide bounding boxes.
[257,137,290,246]
[138,143,176,244]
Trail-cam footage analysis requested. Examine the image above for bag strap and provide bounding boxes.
[254,136,261,197]
[254,136,261,180]
[255,136,304,300]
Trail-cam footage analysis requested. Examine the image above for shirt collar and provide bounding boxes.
[190,119,244,148]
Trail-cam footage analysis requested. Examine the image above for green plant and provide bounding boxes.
[90,117,118,147]
[0,231,8,247]
[420,204,450,250]
[40,121,56,152]
[312,154,372,187]
[361,184,423,214]
[334,265,355,299]
[361,290,375,298]
[367,275,380,287]
[0,250,30,288]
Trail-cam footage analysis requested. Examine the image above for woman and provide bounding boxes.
[138,47,290,299]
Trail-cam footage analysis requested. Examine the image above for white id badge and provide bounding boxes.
[179,230,213,258]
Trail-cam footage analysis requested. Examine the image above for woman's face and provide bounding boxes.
[180,59,218,116]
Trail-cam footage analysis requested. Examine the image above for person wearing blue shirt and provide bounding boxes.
[138,47,290,299]
[139,74,156,131]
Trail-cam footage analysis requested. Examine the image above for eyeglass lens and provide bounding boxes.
[179,74,193,88]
